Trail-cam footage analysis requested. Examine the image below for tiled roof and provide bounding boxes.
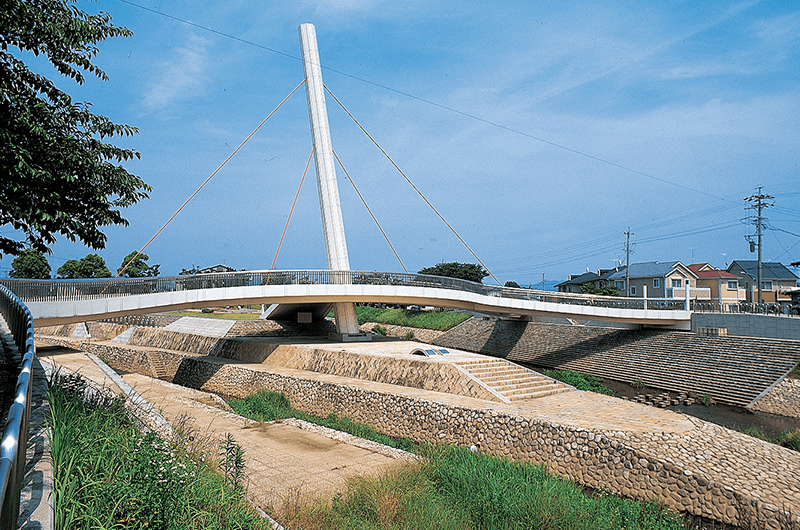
[554,271,599,287]
[728,260,799,281]
[688,263,739,279]
[607,261,690,280]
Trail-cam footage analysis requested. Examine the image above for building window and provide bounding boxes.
[615,281,625,290]
[653,278,660,288]
[761,281,773,291]
[671,278,682,288]
[630,285,636,296]
[727,280,738,290]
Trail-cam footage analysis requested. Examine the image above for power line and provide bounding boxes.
[114,0,730,201]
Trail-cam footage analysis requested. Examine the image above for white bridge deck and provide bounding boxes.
[1,270,692,329]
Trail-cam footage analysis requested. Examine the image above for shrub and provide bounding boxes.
[543,369,615,396]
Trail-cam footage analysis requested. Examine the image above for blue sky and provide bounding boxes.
[2,0,799,286]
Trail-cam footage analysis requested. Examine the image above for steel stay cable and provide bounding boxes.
[324,85,502,287]
[332,149,407,273]
[106,80,306,292]
[270,147,315,274]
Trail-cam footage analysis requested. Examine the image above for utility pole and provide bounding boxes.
[624,227,633,296]
[542,272,545,292]
[744,187,774,305]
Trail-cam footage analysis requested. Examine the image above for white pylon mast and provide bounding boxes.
[298,23,360,337]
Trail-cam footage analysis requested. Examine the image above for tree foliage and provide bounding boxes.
[179,265,201,276]
[580,283,621,296]
[56,253,111,279]
[117,251,159,278]
[504,280,521,288]
[0,0,151,257]
[418,262,489,284]
[9,248,51,278]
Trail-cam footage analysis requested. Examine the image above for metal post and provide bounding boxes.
[298,23,360,337]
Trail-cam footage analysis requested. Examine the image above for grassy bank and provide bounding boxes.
[355,306,471,331]
[47,375,269,530]
[740,427,800,452]
[228,390,416,452]
[542,368,615,396]
[230,390,683,530]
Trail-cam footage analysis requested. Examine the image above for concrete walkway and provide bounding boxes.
[34,335,800,529]
[37,344,414,515]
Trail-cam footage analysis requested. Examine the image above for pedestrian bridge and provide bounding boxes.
[1,270,691,329]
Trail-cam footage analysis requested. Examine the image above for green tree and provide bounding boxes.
[56,253,111,279]
[117,251,160,278]
[504,280,521,288]
[580,283,621,296]
[179,265,201,276]
[0,0,150,258]
[9,248,51,279]
[418,262,489,284]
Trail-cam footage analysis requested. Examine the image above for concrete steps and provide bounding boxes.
[456,358,569,401]
[436,319,800,407]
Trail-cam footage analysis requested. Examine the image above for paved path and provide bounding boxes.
[36,336,800,528]
[37,344,414,514]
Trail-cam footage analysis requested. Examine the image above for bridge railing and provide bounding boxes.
[0,285,36,530]
[0,270,682,311]
[692,300,799,316]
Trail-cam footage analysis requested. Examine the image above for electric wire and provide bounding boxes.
[111,80,306,283]
[324,84,502,286]
[271,147,315,271]
[332,150,407,273]
[114,0,729,202]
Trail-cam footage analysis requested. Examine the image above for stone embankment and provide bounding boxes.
[434,318,800,408]
[35,331,798,530]
[751,378,800,419]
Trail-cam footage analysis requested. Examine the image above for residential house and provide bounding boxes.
[197,264,237,274]
[727,260,799,303]
[555,269,618,294]
[688,263,746,310]
[606,261,710,300]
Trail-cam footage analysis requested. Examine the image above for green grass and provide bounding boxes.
[230,390,684,530]
[542,369,615,396]
[739,427,800,452]
[47,376,269,530]
[284,444,684,530]
[355,306,471,331]
[227,390,416,452]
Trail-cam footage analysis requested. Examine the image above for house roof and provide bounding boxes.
[688,263,739,280]
[728,260,799,281]
[554,271,600,287]
[607,261,693,281]
[198,264,236,274]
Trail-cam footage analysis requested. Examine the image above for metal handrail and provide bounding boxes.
[0,284,36,530]
[0,269,682,312]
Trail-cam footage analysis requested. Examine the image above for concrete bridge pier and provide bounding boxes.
[299,23,367,341]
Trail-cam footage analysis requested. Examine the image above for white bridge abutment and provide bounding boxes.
[299,23,363,339]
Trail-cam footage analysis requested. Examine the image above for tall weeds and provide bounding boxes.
[46,374,269,530]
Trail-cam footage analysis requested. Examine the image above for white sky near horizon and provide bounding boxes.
[1,0,799,286]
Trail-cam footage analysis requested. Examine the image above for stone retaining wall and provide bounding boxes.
[249,344,501,402]
[82,340,798,529]
[750,378,800,419]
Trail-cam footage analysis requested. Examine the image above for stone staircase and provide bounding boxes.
[455,359,569,402]
[436,318,800,407]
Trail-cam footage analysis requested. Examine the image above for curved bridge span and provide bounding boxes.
[1,270,691,329]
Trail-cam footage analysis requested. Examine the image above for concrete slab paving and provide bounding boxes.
[36,344,414,514]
